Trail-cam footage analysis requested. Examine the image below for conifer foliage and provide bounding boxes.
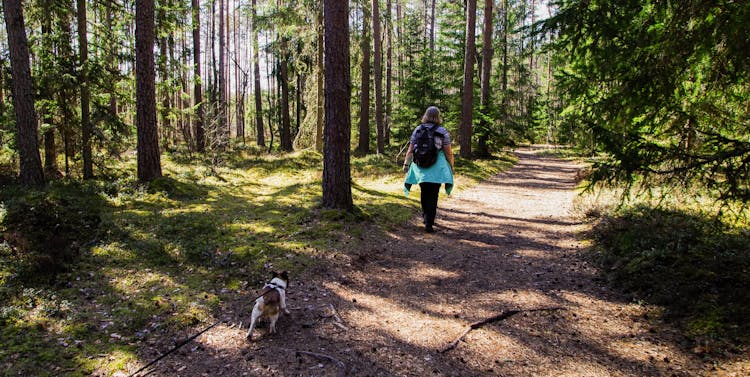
[545,0,750,202]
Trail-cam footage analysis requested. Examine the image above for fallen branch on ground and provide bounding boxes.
[321,303,349,330]
[273,347,348,377]
[128,321,222,377]
[438,307,564,353]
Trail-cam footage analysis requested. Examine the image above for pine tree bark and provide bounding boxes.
[373,0,385,154]
[77,0,92,178]
[135,0,162,182]
[279,38,293,152]
[460,0,477,158]
[500,0,509,131]
[3,0,44,186]
[528,0,535,73]
[315,4,324,152]
[41,17,58,175]
[234,3,244,142]
[477,0,493,157]
[218,0,228,146]
[251,0,265,147]
[158,33,172,150]
[384,0,392,145]
[55,13,75,176]
[357,0,371,155]
[322,0,353,211]
[429,0,436,51]
[192,0,206,151]
[106,0,118,115]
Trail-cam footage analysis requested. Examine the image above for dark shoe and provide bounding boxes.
[425,225,434,233]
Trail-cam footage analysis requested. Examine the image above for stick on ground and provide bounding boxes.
[274,347,348,377]
[439,307,564,353]
[128,321,222,377]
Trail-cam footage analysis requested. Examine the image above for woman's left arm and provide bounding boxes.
[443,144,455,172]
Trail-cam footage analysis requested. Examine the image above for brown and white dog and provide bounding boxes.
[246,271,290,340]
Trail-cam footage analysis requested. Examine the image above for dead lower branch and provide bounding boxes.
[439,307,564,353]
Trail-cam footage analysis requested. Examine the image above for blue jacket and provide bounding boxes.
[404,150,454,195]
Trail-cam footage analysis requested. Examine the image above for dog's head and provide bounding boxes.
[270,271,289,289]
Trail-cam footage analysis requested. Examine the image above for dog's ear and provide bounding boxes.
[280,271,289,281]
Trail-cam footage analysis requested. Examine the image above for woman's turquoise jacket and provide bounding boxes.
[404,150,454,196]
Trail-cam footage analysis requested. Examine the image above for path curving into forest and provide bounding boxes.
[134,147,713,376]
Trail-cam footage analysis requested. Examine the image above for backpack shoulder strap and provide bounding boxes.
[431,124,445,138]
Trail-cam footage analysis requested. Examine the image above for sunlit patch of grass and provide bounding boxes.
[89,348,138,376]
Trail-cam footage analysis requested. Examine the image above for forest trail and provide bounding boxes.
[136,148,711,376]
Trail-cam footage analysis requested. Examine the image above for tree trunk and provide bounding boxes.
[500,0,509,135]
[218,0,228,146]
[385,0,392,145]
[279,38,293,152]
[106,0,117,115]
[0,57,5,116]
[158,34,172,150]
[252,0,265,147]
[322,0,353,211]
[179,31,194,149]
[55,13,75,176]
[373,0,385,154]
[477,0,493,157]
[357,0,371,155]
[528,0,535,73]
[315,4,324,152]
[395,1,403,91]
[77,0,92,178]
[234,2,244,142]
[460,0,477,159]
[429,0,435,51]
[192,0,205,151]
[41,17,58,175]
[135,0,162,182]
[3,0,44,186]
[296,71,302,139]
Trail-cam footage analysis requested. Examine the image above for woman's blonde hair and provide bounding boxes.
[421,106,442,125]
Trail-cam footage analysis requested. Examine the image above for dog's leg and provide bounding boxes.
[269,313,279,334]
[279,289,291,315]
[246,302,262,340]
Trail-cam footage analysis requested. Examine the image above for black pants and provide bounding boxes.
[419,182,441,227]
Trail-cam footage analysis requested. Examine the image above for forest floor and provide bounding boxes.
[125,147,748,376]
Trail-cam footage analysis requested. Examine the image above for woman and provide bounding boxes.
[403,106,455,233]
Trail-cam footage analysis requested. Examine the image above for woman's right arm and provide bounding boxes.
[403,143,414,173]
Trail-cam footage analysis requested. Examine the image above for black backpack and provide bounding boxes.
[413,123,443,168]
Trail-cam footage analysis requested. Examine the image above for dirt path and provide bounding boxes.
[136,148,710,376]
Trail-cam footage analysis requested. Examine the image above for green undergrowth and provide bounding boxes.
[584,196,750,348]
[0,147,512,376]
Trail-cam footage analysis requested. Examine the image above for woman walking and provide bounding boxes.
[403,106,455,233]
